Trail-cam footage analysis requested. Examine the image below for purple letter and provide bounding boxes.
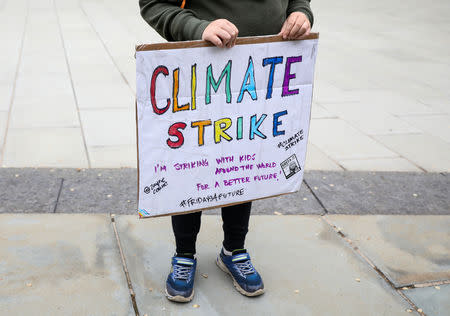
[282,56,302,96]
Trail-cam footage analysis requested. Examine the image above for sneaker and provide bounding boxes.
[216,249,264,296]
[165,255,196,302]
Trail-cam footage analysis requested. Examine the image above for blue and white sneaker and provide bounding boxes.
[165,256,196,302]
[216,249,265,296]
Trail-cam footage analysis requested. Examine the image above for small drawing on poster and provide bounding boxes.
[280,154,301,179]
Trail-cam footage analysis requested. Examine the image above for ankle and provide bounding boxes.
[176,252,195,259]
[222,247,233,256]
[222,247,246,256]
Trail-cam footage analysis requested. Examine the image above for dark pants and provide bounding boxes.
[171,202,252,254]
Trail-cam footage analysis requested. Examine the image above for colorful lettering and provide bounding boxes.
[167,122,187,149]
[173,68,189,112]
[191,120,212,146]
[236,116,243,140]
[282,56,302,96]
[237,57,257,103]
[206,60,232,104]
[250,114,267,140]
[262,56,283,99]
[214,118,233,143]
[150,65,170,115]
[191,64,197,110]
[273,110,288,136]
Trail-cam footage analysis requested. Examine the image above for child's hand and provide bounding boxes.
[202,19,239,48]
[279,12,311,40]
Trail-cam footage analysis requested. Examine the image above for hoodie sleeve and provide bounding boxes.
[287,0,314,27]
[139,0,211,41]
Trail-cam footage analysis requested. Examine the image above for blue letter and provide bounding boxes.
[273,110,288,136]
[237,57,257,103]
[262,56,283,99]
[250,114,267,140]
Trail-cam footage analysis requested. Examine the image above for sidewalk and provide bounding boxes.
[0,0,449,170]
[1,213,448,315]
[1,169,449,315]
[0,0,449,315]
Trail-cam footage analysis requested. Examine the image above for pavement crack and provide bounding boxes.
[53,0,92,168]
[110,214,140,316]
[0,1,29,165]
[321,216,427,316]
[398,279,450,290]
[53,178,64,213]
[303,178,329,215]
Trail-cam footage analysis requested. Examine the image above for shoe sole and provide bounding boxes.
[216,256,265,297]
[165,288,194,303]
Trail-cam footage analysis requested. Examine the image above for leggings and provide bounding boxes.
[171,202,252,254]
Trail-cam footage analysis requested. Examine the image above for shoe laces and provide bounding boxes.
[235,260,255,275]
[173,264,192,280]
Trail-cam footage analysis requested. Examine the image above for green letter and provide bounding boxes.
[206,60,232,104]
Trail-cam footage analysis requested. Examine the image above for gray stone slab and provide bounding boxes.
[2,169,448,216]
[0,168,61,213]
[55,168,137,214]
[325,215,450,287]
[116,215,414,315]
[304,171,450,214]
[0,214,133,315]
[206,181,324,215]
[402,285,450,316]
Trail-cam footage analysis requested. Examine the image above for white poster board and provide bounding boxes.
[136,35,319,218]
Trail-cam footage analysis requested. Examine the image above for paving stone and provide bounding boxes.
[304,171,450,214]
[2,127,88,168]
[75,83,134,110]
[116,215,413,316]
[0,214,133,315]
[55,168,137,214]
[251,183,324,215]
[309,118,397,160]
[341,90,441,116]
[0,168,61,213]
[418,96,450,115]
[305,143,344,171]
[88,145,137,168]
[9,100,80,128]
[374,134,450,172]
[14,74,73,99]
[401,115,450,144]
[402,284,450,316]
[338,158,422,172]
[2,169,448,216]
[0,111,7,151]
[324,215,450,287]
[321,102,422,135]
[311,102,337,119]
[0,84,13,111]
[79,109,136,147]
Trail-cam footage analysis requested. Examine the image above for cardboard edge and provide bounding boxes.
[135,99,140,207]
[135,33,319,52]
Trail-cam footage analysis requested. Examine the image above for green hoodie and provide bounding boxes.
[139,0,313,41]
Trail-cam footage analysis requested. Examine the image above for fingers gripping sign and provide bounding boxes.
[202,19,239,48]
[279,12,311,40]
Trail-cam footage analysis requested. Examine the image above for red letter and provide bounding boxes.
[151,66,170,115]
[167,122,187,149]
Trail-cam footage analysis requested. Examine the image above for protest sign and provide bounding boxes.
[136,34,319,218]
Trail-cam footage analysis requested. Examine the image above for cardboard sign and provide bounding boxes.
[136,34,319,218]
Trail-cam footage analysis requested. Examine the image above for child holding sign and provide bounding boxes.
[140,0,314,302]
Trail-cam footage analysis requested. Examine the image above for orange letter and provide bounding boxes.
[191,120,212,146]
[173,68,190,112]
